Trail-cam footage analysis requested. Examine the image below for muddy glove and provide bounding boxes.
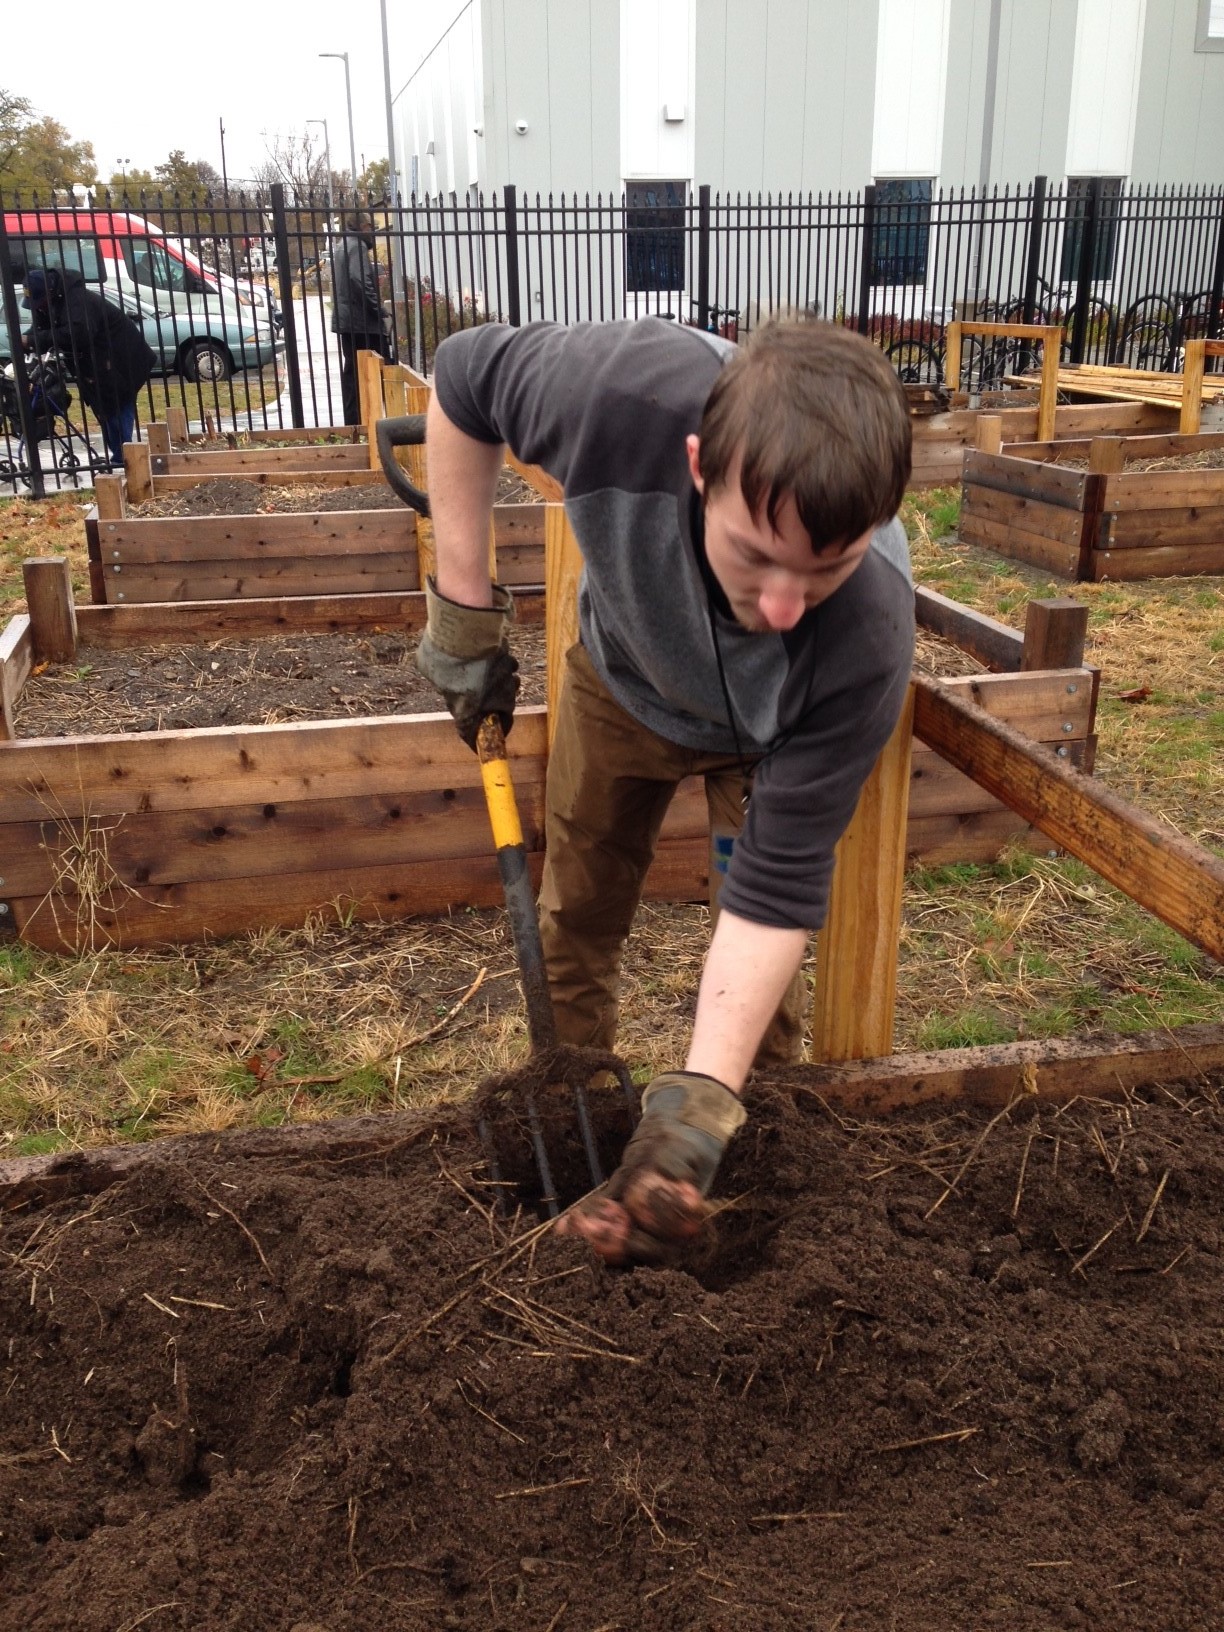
[557,1072,747,1264]
[415,575,519,749]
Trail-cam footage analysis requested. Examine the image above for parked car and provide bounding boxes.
[0,208,284,381]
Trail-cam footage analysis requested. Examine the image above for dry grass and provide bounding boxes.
[0,483,1221,1157]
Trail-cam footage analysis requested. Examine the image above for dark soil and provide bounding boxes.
[15,623,973,739]
[135,470,538,518]
[16,626,549,737]
[2,1076,1222,1631]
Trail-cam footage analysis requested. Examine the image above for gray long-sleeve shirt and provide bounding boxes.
[432,317,915,932]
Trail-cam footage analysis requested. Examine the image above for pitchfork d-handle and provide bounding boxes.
[374,413,431,516]
[476,715,559,1055]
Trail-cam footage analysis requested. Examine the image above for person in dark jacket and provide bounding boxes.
[23,266,155,468]
[330,210,391,426]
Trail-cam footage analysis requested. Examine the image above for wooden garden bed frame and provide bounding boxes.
[1,554,1221,1083]
[962,422,1224,580]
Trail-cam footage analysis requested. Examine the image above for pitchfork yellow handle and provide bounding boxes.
[478,738,524,849]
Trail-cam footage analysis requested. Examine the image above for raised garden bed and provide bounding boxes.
[86,473,545,604]
[3,1030,1224,1631]
[0,565,1099,953]
[961,432,1224,580]
[911,400,1177,489]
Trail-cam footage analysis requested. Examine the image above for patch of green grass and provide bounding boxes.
[915,1008,1014,1050]
[7,1130,71,1158]
[0,945,36,986]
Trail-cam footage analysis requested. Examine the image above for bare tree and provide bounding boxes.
[254,128,330,204]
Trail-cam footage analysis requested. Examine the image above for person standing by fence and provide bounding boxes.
[22,267,154,469]
[330,211,391,427]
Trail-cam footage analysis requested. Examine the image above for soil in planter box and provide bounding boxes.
[16,626,549,737]
[135,470,538,518]
[1048,446,1224,473]
[2,1078,1221,1631]
[16,625,977,738]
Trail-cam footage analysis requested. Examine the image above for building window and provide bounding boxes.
[1196,0,1224,50]
[625,180,687,294]
[869,179,932,286]
[1059,177,1124,283]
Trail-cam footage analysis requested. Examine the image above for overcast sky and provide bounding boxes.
[11,0,455,186]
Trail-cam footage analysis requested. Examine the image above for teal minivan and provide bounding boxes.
[1,208,283,381]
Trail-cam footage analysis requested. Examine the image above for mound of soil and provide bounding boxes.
[2,1076,1221,1631]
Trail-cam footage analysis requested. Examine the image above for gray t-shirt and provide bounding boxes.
[432,317,915,932]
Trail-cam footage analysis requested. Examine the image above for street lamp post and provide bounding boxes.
[306,119,335,224]
[320,51,358,196]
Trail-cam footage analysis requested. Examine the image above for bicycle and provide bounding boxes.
[1114,288,1224,372]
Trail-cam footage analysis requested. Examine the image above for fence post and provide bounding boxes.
[856,184,877,337]
[270,183,305,428]
[0,215,45,498]
[504,185,522,327]
[696,184,711,330]
[1207,191,1224,344]
[1069,176,1102,365]
[1021,176,1048,324]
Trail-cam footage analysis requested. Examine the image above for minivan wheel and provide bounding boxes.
[181,340,233,383]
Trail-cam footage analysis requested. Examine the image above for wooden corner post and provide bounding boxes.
[22,557,77,664]
[123,442,153,504]
[811,683,916,1061]
[358,350,386,460]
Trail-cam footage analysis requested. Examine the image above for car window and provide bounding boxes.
[13,235,105,284]
[121,239,200,294]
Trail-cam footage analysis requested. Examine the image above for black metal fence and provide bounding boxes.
[3,175,1224,495]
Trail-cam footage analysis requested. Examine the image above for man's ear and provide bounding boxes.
[685,433,704,496]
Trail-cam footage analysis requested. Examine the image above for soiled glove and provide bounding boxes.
[557,1071,747,1264]
[415,575,519,749]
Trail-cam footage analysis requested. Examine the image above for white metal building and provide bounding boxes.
[392,0,1224,201]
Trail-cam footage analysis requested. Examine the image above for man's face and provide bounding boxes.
[686,435,874,633]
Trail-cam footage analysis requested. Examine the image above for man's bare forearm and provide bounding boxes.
[425,392,505,606]
[685,910,808,1092]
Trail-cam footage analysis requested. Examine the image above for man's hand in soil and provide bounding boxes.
[415,576,519,749]
[557,1072,746,1264]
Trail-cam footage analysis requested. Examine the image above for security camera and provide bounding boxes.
[514,119,528,134]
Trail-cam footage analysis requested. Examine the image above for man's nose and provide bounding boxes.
[757,574,806,630]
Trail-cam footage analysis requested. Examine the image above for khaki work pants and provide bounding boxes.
[537,643,806,1066]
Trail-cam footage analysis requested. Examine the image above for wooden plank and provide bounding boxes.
[909,737,1089,821]
[976,414,1004,454]
[812,685,915,1060]
[22,558,77,662]
[506,454,564,503]
[492,504,545,548]
[963,452,1088,507]
[123,442,152,504]
[102,556,419,603]
[98,509,418,565]
[1105,504,1224,548]
[166,445,371,471]
[150,469,390,492]
[913,677,1224,961]
[164,405,188,445]
[5,776,549,896]
[795,1023,1224,1114]
[1102,471,1224,512]
[0,615,33,742]
[1087,437,1126,474]
[73,589,544,647]
[906,806,1040,863]
[1181,339,1207,435]
[1021,597,1089,672]
[958,512,1083,576]
[1037,332,1060,443]
[913,587,1024,672]
[0,709,551,823]
[9,850,523,953]
[146,423,172,463]
[1092,542,1224,580]
[93,474,126,520]
[545,503,583,751]
[961,483,1086,547]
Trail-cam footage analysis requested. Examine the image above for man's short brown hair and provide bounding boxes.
[696,321,912,550]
